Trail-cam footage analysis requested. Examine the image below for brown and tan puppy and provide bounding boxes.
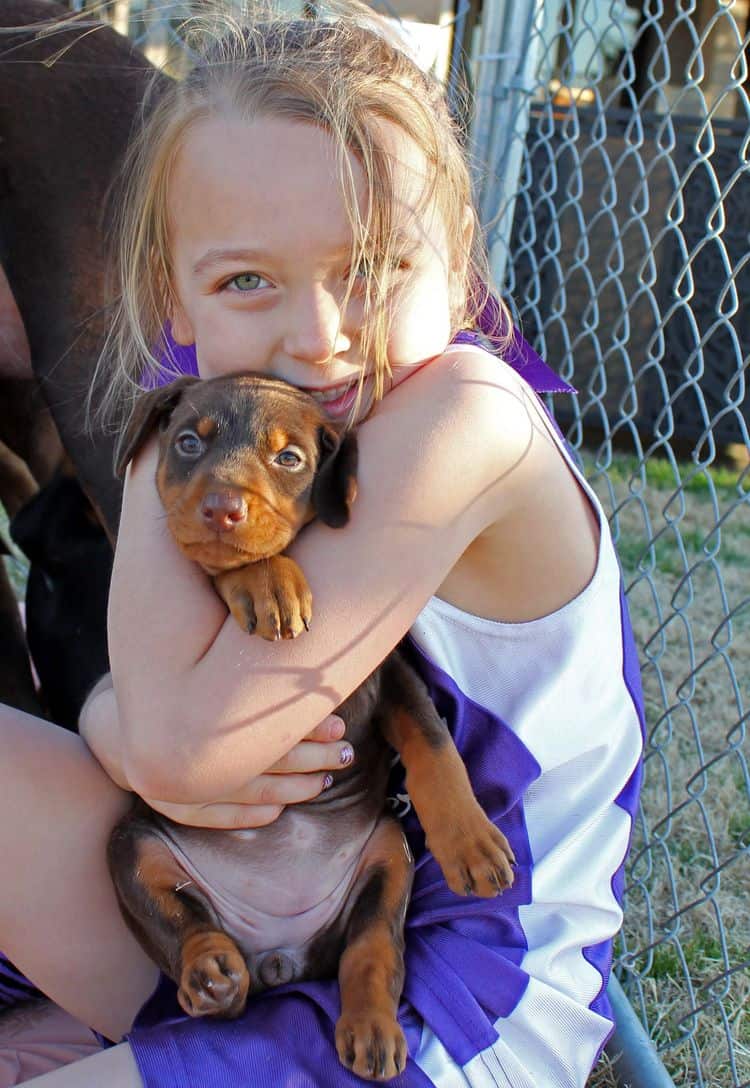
[108,374,514,1082]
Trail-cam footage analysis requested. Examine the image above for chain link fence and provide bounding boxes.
[472,1,750,1085]
[21,0,750,1084]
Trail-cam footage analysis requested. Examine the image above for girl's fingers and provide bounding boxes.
[144,770,336,828]
[267,739,354,775]
[303,715,346,742]
[142,717,353,828]
[148,799,287,829]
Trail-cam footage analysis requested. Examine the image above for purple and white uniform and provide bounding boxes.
[123,337,645,1087]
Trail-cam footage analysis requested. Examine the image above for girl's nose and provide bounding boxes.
[283,285,352,364]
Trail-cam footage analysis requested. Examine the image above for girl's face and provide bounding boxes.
[167,115,465,421]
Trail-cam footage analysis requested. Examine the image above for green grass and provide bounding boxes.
[650,931,726,981]
[583,451,748,496]
[615,529,689,577]
[0,503,28,598]
[728,809,750,849]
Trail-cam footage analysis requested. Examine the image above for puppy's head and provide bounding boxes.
[117,375,358,573]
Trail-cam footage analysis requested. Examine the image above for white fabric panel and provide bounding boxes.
[409,397,643,1087]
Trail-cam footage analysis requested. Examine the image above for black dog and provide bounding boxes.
[10,466,112,730]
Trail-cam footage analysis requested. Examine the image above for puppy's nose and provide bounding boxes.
[200,491,248,532]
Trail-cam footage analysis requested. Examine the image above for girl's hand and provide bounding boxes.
[140,715,352,829]
[80,678,351,827]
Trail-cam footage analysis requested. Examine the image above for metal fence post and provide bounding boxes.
[606,975,677,1088]
[471,0,545,293]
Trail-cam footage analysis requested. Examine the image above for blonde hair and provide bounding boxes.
[99,2,507,433]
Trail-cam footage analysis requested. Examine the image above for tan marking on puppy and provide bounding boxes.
[196,416,217,438]
[179,931,250,1019]
[384,707,515,898]
[267,426,291,453]
[135,837,197,930]
[336,820,412,1081]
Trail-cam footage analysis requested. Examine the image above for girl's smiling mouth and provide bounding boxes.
[301,375,372,420]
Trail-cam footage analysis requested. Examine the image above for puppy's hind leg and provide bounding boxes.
[380,653,515,899]
[335,816,414,1082]
[107,809,250,1019]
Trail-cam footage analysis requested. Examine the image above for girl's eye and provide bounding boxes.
[348,255,411,283]
[274,448,304,470]
[175,431,205,458]
[227,272,268,292]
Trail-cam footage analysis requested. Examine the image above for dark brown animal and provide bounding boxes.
[0,0,170,537]
[0,1,167,723]
[107,375,515,1082]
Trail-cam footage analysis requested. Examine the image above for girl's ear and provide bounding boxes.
[115,377,199,478]
[311,426,359,528]
[169,298,195,346]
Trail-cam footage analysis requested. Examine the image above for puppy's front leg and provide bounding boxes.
[108,807,250,1018]
[213,555,313,640]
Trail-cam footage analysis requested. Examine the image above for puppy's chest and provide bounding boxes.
[157,800,383,971]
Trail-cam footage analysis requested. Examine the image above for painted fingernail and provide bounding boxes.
[339,745,354,766]
[323,773,334,790]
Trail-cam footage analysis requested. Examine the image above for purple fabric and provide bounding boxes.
[127,639,542,1086]
[0,953,45,1008]
[451,328,576,395]
[142,332,199,389]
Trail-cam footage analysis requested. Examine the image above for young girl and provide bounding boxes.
[0,8,644,1087]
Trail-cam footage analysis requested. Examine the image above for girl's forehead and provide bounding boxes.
[167,114,438,256]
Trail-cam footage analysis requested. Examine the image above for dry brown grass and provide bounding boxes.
[587,1049,624,1088]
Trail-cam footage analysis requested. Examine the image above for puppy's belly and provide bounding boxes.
[154,807,380,977]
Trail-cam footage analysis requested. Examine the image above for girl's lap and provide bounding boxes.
[0,703,158,1043]
[0,999,102,1086]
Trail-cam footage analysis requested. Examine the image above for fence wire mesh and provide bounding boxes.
[21,1,750,1085]
[473,1,750,1085]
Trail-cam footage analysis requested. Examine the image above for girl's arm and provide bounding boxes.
[79,676,352,827]
[110,349,535,802]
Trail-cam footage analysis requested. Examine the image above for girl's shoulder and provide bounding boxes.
[408,342,543,461]
[422,343,601,624]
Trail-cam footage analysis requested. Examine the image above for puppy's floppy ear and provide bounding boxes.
[115,377,199,478]
[312,425,359,528]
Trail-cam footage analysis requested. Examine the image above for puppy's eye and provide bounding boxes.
[175,431,205,459]
[274,447,304,470]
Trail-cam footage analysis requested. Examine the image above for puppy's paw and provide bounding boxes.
[429,805,515,898]
[178,932,250,1019]
[335,1010,408,1081]
[214,556,312,640]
